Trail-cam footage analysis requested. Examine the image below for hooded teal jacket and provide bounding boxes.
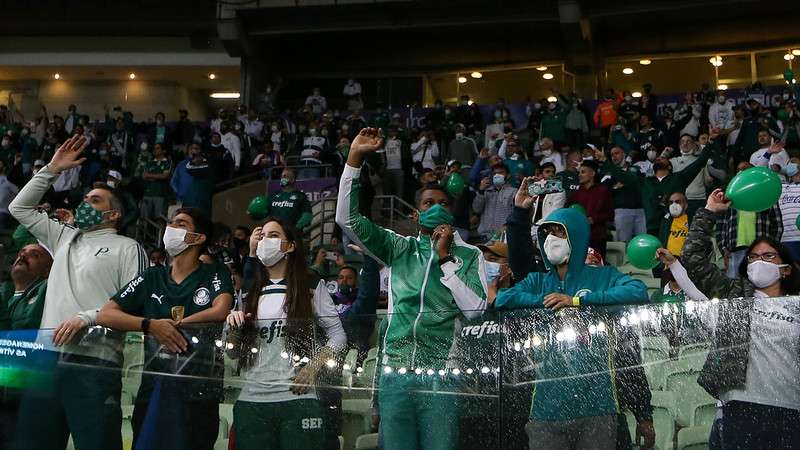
[495,207,648,421]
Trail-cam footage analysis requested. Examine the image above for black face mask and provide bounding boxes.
[504,127,513,134]
[233,238,247,250]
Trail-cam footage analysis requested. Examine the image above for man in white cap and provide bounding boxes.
[106,170,122,189]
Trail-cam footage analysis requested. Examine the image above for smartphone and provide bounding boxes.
[529,179,563,197]
[325,251,337,261]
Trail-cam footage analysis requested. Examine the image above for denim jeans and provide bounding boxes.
[613,208,646,243]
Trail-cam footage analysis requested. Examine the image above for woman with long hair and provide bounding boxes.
[683,189,800,449]
[226,217,346,450]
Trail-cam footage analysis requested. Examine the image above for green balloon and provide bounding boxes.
[446,173,465,197]
[627,234,661,270]
[247,195,269,220]
[795,213,800,231]
[725,166,783,212]
[785,68,795,83]
[569,203,586,215]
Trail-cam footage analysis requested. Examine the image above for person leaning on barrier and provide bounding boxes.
[682,188,800,449]
[336,127,488,450]
[495,195,650,450]
[97,208,233,450]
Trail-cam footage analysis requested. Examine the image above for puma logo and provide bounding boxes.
[150,293,165,304]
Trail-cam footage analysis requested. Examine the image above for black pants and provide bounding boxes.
[132,397,219,450]
[316,387,343,450]
[721,401,800,449]
[616,413,632,450]
[15,354,122,450]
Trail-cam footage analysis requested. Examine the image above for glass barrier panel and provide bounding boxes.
[1,296,797,449]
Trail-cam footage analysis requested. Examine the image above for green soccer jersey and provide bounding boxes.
[143,157,172,198]
[8,279,47,330]
[266,189,312,229]
[113,262,233,401]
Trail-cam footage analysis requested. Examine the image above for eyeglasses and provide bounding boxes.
[746,252,780,263]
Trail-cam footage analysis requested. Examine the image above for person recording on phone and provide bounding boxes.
[411,129,439,173]
[337,127,487,450]
[97,208,234,450]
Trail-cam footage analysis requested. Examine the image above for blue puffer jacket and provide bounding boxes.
[496,207,648,421]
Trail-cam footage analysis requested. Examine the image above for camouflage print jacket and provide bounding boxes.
[682,207,755,399]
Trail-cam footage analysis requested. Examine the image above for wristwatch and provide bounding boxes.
[141,318,151,334]
[438,255,456,266]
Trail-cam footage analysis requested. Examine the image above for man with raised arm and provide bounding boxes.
[10,134,147,450]
[336,127,488,450]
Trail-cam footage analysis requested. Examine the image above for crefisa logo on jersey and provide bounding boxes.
[193,287,211,306]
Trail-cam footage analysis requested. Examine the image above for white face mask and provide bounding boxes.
[256,237,286,267]
[107,180,117,188]
[510,154,519,160]
[140,142,148,151]
[542,149,553,157]
[747,260,788,289]
[668,203,684,218]
[647,150,658,161]
[163,226,190,257]
[455,132,464,139]
[485,261,502,281]
[543,234,571,266]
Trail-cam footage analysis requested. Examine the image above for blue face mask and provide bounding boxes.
[786,162,799,178]
[492,174,506,187]
[485,261,502,281]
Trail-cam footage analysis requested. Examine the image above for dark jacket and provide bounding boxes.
[682,207,756,399]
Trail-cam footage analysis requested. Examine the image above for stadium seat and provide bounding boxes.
[218,414,229,439]
[605,241,627,266]
[642,347,670,364]
[214,438,229,450]
[694,401,718,428]
[676,425,711,450]
[219,403,234,434]
[650,390,677,418]
[619,264,654,277]
[343,399,373,450]
[678,343,709,357]
[122,417,134,450]
[640,277,661,290]
[626,406,674,450]
[355,433,379,450]
[366,347,378,360]
[122,404,135,420]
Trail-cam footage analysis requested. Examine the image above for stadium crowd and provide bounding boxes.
[0,78,798,450]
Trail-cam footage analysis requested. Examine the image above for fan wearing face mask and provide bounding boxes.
[97,208,233,450]
[337,128,488,450]
[659,192,691,258]
[683,189,800,449]
[10,134,150,450]
[778,157,800,262]
[223,217,345,450]
[495,207,649,450]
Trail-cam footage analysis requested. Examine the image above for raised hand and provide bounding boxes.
[515,177,536,209]
[705,188,731,214]
[768,140,786,154]
[49,134,88,174]
[709,127,721,141]
[350,127,384,154]
[655,248,677,266]
[249,226,263,257]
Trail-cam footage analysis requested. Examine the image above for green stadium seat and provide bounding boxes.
[676,425,711,450]
[214,438,229,450]
[355,433,379,450]
[605,241,627,266]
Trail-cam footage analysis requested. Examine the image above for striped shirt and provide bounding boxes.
[780,183,800,243]
[238,279,346,403]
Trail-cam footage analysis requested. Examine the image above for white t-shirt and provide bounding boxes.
[750,148,789,173]
[721,292,800,411]
[780,183,800,243]
[383,138,403,170]
[237,279,346,403]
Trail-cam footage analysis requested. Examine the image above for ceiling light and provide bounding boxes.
[128,73,136,79]
[785,53,795,61]
[639,59,652,65]
[536,66,548,71]
[709,56,723,67]
[542,73,554,80]
[470,72,482,79]
[210,92,240,99]
[717,84,728,91]
[632,91,642,98]
[54,73,60,80]
[793,49,800,56]
[458,76,467,84]
[546,96,557,103]
[208,73,216,80]
[622,67,634,75]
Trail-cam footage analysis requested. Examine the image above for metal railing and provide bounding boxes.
[374,195,416,230]
[215,163,336,191]
[136,217,166,251]
[305,197,339,249]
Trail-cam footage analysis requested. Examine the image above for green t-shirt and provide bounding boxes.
[0,292,10,329]
[558,170,580,197]
[113,263,233,401]
[266,189,311,228]
[8,279,47,330]
[143,158,172,198]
